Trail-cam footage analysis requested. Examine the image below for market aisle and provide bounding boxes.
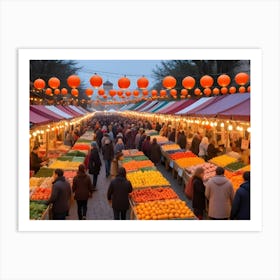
[67,152,114,220]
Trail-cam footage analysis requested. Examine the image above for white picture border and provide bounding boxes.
[18,48,262,232]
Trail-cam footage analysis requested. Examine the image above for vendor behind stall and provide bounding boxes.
[30,145,48,173]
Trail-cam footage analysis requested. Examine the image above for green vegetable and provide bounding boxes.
[30,202,48,220]
[225,161,246,171]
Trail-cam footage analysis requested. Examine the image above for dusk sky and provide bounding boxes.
[75,60,162,92]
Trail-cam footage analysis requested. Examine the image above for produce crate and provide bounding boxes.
[224,161,246,172]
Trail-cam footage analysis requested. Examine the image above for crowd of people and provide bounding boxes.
[30,114,251,221]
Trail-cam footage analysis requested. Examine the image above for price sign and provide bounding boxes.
[178,168,183,177]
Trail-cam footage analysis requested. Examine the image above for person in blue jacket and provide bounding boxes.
[230,171,250,220]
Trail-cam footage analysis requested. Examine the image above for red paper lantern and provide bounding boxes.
[54,89,60,95]
[48,77,60,89]
[235,72,249,85]
[203,88,211,96]
[67,75,80,88]
[170,89,177,96]
[212,88,220,95]
[221,87,228,94]
[187,94,191,98]
[61,88,68,95]
[71,88,79,96]
[90,74,103,88]
[180,95,186,99]
[118,76,131,89]
[45,88,52,95]
[34,78,46,90]
[103,95,107,99]
[98,89,105,95]
[117,90,123,97]
[217,74,231,87]
[137,77,149,89]
[85,88,93,96]
[200,75,214,88]
[247,86,250,93]
[239,86,246,93]
[182,76,195,89]
[151,90,158,97]
[133,90,139,97]
[159,90,166,97]
[194,88,201,96]
[229,86,236,94]
[109,90,117,97]
[142,89,149,96]
[162,76,176,89]
[125,91,131,97]
[181,89,188,96]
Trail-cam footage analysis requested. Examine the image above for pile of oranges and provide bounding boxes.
[134,199,195,220]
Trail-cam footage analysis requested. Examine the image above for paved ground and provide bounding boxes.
[67,154,192,220]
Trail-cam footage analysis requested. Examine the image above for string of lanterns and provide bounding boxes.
[32,72,250,105]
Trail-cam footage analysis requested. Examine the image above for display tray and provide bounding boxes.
[131,184,171,190]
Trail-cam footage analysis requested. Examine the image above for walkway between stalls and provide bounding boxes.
[67,153,192,220]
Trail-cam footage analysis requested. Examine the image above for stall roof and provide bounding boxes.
[30,110,52,125]
[129,101,146,111]
[139,101,159,112]
[192,93,250,117]
[158,100,186,114]
[69,105,86,115]
[45,106,73,119]
[165,99,197,114]
[154,101,177,113]
[56,106,81,117]
[148,101,168,113]
[134,101,151,111]
[77,106,90,113]
[175,97,213,115]
[30,105,64,121]
[218,99,250,121]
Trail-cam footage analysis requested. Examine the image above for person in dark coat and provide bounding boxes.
[177,131,187,149]
[142,135,151,157]
[72,164,93,220]
[138,131,146,151]
[95,128,103,150]
[155,122,161,132]
[207,138,220,160]
[102,138,114,177]
[88,141,102,190]
[230,171,250,220]
[47,169,71,220]
[190,133,201,156]
[168,128,176,142]
[150,138,161,165]
[107,167,133,220]
[30,146,48,174]
[192,167,206,220]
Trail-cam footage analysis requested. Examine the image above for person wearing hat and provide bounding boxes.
[88,141,101,191]
[30,145,48,174]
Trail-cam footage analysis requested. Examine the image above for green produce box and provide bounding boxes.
[34,167,54,178]
[57,156,74,161]
[66,151,86,157]
[72,156,85,162]
[225,161,246,172]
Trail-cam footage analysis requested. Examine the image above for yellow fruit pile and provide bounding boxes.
[127,170,170,189]
[48,160,80,170]
[175,157,205,168]
[161,144,181,152]
[134,199,195,220]
[29,177,45,189]
[239,165,251,172]
[209,155,237,167]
